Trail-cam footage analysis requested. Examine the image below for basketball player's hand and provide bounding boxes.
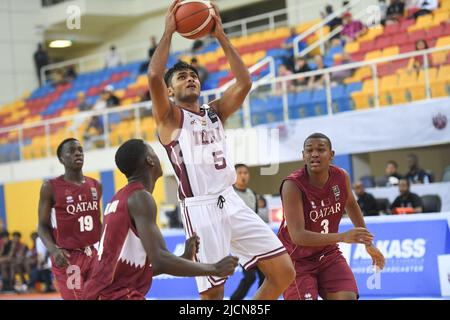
[342,227,374,245]
[165,0,182,35]
[210,1,225,38]
[365,244,385,270]
[181,233,200,260]
[212,256,239,277]
[51,248,71,268]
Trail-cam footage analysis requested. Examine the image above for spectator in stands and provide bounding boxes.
[321,5,343,32]
[76,92,91,112]
[276,63,295,94]
[413,0,439,19]
[390,179,423,213]
[105,45,122,69]
[308,55,326,89]
[23,232,38,292]
[93,85,120,111]
[410,39,429,74]
[354,181,379,216]
[384,160,403,186]
[282,27,307,71]
[340,12,367,42]
[386,0,406,24]
[331,52,354,83]
[0,230,13,292]
[406,153,434,184]
[257,196,269,223]
[140,36,159,74]
[65,64,77,81]
[190,57,209,85]
[10,232,28,292]
[0,217,4,232]
[28,235,55,293]
[192,39,204,54]
[293,56,312,88]
[51,69,67,87]
[34,43,49,86]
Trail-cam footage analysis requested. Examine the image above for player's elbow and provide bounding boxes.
[290,230,308,246]
[239,77,252,92]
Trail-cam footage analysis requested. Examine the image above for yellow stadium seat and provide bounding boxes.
[408,14,434,32]
[430,80,449,97]
[274,27,290,39]
[365,50,382,61]
[441,0,450,10]
[390,88,409,105]
[431,51,447,65]
[433,11,449,25]
[435,35,450,47]
[344,41,360,54]
[358,26,383,42]
[437,65,450,81]
[382,46,399,57]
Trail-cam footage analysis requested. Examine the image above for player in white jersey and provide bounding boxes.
[148,1,294,300]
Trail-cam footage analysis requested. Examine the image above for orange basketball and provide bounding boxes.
[175,0,216,40]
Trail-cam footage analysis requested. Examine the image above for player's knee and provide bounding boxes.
[262,255,295,288]
[200,285,224,300]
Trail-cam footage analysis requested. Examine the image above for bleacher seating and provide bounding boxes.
[2,2,450,161]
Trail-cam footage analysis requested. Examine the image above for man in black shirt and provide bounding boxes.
[406,154,433,184]
[390,179,423,214]
[294,56,312,87]
[386,0,405,23]
[384,160,403,186]
[354,181,379,216]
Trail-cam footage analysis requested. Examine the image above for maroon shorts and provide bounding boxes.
[97,288,146,300]
[51,246,97,300]
[284,250,358,300]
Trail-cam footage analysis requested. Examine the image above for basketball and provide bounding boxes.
[175,0,216,40]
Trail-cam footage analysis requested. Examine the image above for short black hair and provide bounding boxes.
[399,178,410,187]
[0,230,9,238]
[12,231,21,238]
[304,133,332,149]
[191,57,198,64]
[164,61,199,87]
[57,138,78,160]
[235,163,249,170]
[386,160,398,168]
[115,139,148,178]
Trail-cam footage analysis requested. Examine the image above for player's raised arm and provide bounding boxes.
[148,0,181,125]
[343,172,385,269]
[37,181,70,268]
[282,180,374,247]
[127,190,238,277]
[209,2,252,122]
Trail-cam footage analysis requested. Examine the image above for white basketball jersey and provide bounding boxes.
[162,104,236,199]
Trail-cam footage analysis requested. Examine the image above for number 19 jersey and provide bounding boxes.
[161,105,236,200]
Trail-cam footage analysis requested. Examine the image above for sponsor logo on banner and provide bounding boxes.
[350,238,427,274]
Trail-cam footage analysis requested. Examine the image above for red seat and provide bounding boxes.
[392,33,409,46]
[374,36,392,50]
[350,52,365,61]
[427,25,444,40]
[400,19,415,31]
[359,40,375,53]
[377,63,393,77]
[399,43,416,53]
[384,23,400,35]
[409,30,427,43]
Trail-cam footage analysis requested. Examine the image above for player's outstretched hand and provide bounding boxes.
[164,0,181,35]
[51,247,71,268]
[366,244,385,270]
[212,256,239,277]
[342,227,374,245]
[181,233,200,260]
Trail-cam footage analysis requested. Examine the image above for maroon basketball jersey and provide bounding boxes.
[278,165,348,260]
[83,182,153,300]
[49,175,102,250]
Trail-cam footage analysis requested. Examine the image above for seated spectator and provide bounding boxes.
[192,39,204,54]
[10,232,28,292]
[76,92,91,112]
[386,0,406,23]
[257,196,269,223]
[282,27,308,71]
[341,12,367,42]
[413,0,439,19]
[140,36,158,74]
[190,57,209,85]
[65,64,77,81]
[390,179,423,213]
[51,69,67,87]
[0,231,13,292]
[28,235,55,293]
[276,63,295,94]
[93,85,120,111]
[384,160,403,186]
[406,153,434,184]
[321,4,343,32]
[293,56,312,88]
[409,39,429,74]
[105,45,122,69]
[354,181,379,216]
[331,52,354,83]
[308,55,326,89]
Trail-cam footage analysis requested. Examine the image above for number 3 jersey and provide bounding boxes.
[161,105,236,200]
[48,175,102,250]
[277,165,348,260]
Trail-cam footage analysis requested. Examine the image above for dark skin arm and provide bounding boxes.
[37,181,70,268]
[281,180,374,247]
[209,2,252,122]
[127,190,238,277]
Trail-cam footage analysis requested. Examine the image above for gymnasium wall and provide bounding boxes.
[0,168,166,248]
[0,0,43,106]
